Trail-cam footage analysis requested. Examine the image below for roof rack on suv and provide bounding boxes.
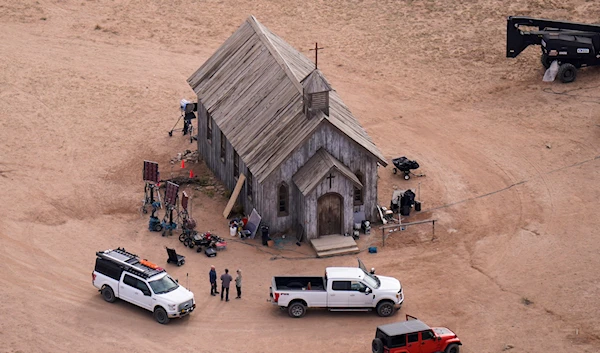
[96,248,165,279]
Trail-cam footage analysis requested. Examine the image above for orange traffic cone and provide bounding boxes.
[181,159,185,169]
[189,170,194,178]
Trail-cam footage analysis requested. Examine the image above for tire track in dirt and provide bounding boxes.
[460,149,600,348]
[424,150,600,212]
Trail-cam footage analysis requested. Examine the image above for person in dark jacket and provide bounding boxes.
[209,265,218,296]
[220,268,233,301]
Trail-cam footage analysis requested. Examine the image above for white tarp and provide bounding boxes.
[543,60,559,82]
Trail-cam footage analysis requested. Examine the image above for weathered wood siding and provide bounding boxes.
[262,122,380,239]
[198,101,380,238]
[196,102,253,213]
[303,170,355,239]
[294,185,305,240]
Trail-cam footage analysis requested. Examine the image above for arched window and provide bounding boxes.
[278,182,289,216]
[206,114,212,142]
[233,150,239,178]
[246,169,253,200]
[220,131,226,162]
[354,171,364,206]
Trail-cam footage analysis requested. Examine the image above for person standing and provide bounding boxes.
[220,268,233,301]
[235,269,242,299]
[209,265,218,296]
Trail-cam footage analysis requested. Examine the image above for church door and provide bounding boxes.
[317,193,342,236]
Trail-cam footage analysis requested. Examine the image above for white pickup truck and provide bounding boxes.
[92,248,195,324]
[269,259,403,318]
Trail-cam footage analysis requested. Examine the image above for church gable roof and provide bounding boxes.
[292,148,363,196]
[187,16,387,182]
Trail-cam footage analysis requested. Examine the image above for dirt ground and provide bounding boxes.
[1,1,599,352]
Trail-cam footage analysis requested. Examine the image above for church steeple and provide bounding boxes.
[301,69,332,119]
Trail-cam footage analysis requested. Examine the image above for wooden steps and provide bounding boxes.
[310,235,360,258]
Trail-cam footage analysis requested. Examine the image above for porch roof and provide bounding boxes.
[292,148,362,196]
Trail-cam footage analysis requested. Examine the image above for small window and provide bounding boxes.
[233,150,239,178]
[421,330,435,341]
[350,281,366,291]
[407,333,419,343]
[206,114,212,142]
[278,182,289,216]
[390,334,406,348]
[123,274,137,288]
[331,281,350,291]
[220,132,226,162]
[95,258,122,280]
[354,171,364,205]
[137,280,150,294]
[246,169,253,199]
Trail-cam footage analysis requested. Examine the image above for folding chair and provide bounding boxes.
[166,247,185,266]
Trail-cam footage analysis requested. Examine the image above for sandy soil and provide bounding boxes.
[1,1,599,352]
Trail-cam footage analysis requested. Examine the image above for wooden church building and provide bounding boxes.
[187,16,387,241]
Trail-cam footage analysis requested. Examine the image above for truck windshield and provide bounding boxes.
[149,275,179,294]
[363,272,379,288]
[357,258,380,288]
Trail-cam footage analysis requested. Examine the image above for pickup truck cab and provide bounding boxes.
[269,259,403,318]
[372,315,462,353]
[92,248,195,324]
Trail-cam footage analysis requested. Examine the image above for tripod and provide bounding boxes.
[140,182,162,216]
[168,112,196,143]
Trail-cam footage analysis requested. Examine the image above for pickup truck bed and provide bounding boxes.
[274,276,325,291]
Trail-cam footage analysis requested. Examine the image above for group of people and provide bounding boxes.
[209,265,242,301]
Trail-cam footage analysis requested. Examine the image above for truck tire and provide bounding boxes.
[376,300,395,317]
[101,286,116,303]
[557,63,577,83]
[154,307,170,325]
[372,338,384,353]
[445,343,459,353]
[288,302,306,318]
[540,53,551,69]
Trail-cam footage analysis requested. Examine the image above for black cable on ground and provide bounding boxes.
[542,84,600,104]
[426,154,600,213]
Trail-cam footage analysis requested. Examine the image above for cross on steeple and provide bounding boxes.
[326,173,335,188]
[309,42,324,70]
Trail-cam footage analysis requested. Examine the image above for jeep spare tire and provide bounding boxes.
[372,338,384,353]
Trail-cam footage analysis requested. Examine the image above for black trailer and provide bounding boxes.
[506,16,600,83]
